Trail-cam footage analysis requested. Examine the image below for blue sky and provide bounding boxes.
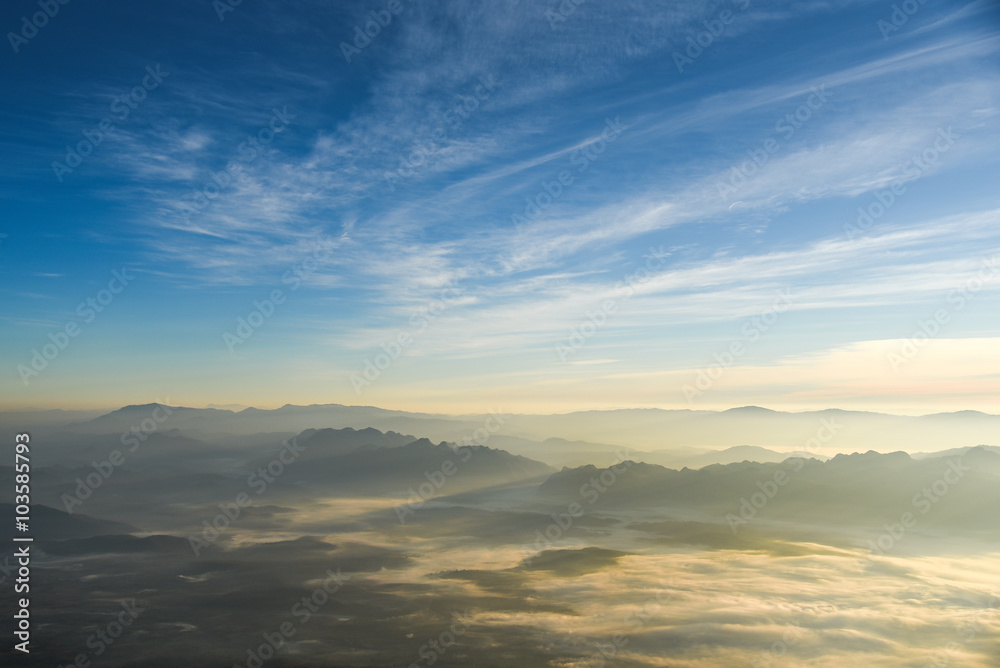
[2,0,999,413]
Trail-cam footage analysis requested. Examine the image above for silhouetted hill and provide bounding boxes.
[53,402,1000,455]
[281,436,553,495]
[295,426,418,459]
[41,534,189,555]
[669,444,831,469]
[0,503,136,542]
[537,449,1000,533]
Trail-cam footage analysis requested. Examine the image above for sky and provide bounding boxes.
[1,0,999,414]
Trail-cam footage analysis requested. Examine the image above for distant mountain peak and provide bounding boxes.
[115,402,171,411]
[920,410,995,418]
[405,437,438,449]
[829,450,912,463]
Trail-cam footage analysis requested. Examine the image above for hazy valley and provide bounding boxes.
[1,404,997,666]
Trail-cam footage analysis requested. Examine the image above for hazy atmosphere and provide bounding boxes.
[2,0,998,666]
